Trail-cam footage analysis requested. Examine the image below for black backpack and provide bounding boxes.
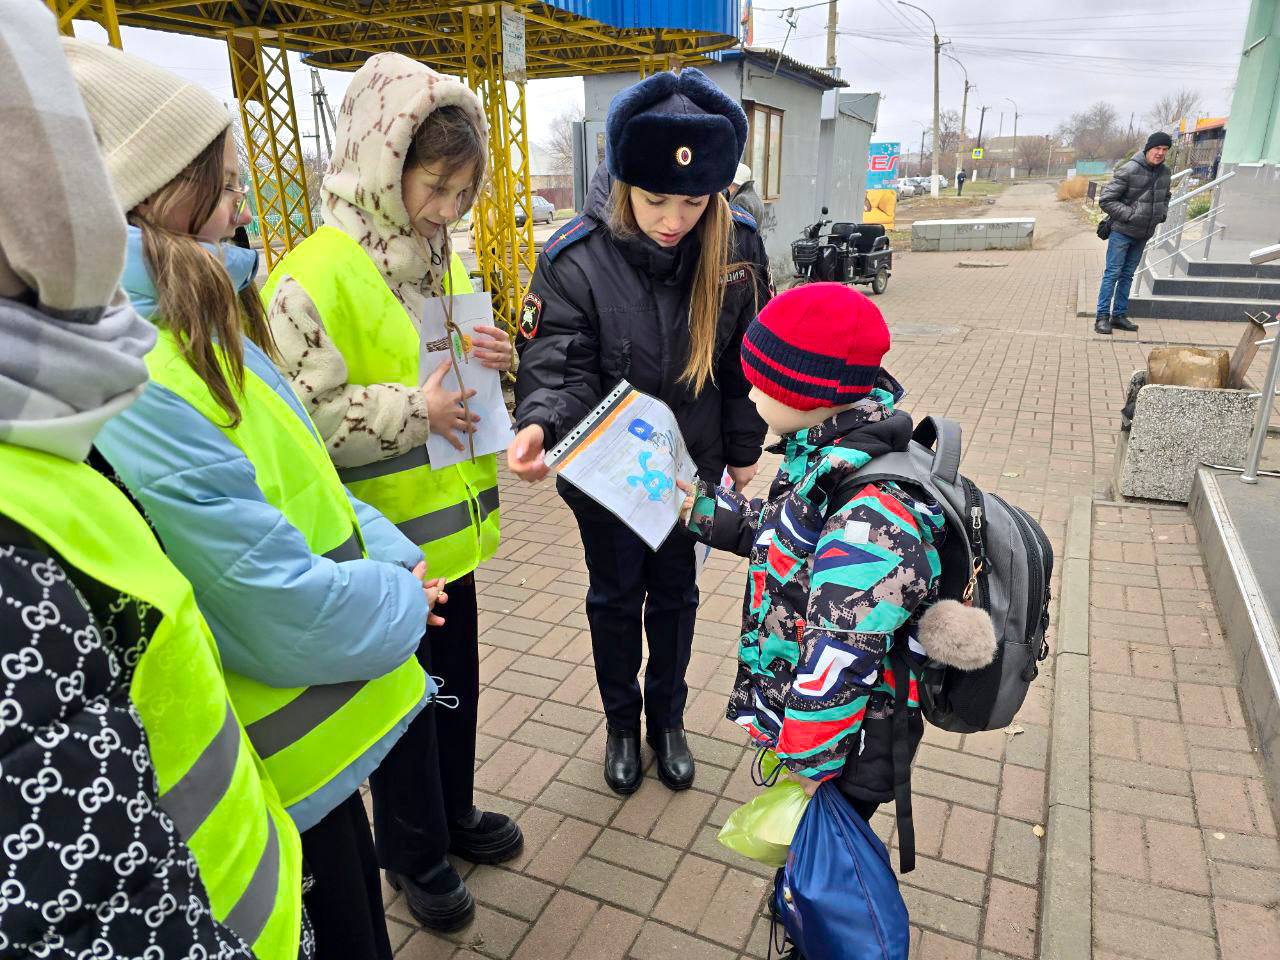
[850,416,1054,733]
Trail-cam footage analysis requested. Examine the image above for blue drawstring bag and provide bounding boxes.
[771,783,909,960]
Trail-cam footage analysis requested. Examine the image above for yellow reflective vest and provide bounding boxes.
[143,329,427,811]
[0,443,302,960]
[263,227,500,583]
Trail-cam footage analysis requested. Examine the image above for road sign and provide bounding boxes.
[971,147,984,160]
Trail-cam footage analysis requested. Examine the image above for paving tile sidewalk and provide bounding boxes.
[380,185,1279,959]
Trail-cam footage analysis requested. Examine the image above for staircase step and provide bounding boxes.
[1125,294,1277,322]
[1152,276,1280,300]
[1183,257,1280,280]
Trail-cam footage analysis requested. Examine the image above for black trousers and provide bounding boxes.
[369,574,479,875]
[570,498,699,730]
[301,790,392,960]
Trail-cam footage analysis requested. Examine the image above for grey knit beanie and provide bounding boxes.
[61,38,233,212]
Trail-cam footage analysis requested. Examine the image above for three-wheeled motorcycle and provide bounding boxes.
[790,206,892,295]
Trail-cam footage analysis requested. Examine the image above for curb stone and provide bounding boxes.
[1039,495,1093,960]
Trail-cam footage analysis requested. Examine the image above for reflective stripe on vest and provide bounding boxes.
[144,330,427,809]
[262,227,500,583]
[0,444,302,960]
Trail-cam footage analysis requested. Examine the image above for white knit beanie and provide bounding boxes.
[61,38,233,212]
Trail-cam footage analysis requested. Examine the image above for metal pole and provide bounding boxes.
[899,2,941,198]
[1241,327,1280,484]
[944,52,970,186]
[1202,182,1222,261]
[974,105,987,182]
[1004,97,1018,180]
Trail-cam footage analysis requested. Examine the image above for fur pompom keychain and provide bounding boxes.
[916,600,998,671]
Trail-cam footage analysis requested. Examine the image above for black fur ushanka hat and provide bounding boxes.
[604,68,749,197]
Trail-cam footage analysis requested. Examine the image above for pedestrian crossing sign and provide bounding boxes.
[971,147,984,159]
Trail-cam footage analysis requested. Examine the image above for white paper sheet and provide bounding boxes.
[545,381,697,550]
[420,291,515,470]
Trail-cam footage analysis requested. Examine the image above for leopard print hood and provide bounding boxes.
[321,52,487,309]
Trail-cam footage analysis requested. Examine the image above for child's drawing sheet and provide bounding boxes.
[545,381,696,550]
[420,291,514,470]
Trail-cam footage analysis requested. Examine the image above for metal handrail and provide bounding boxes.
[1242,317,1280,484]
[1141,202,1227,259]
[1166,170,1237,209]
[1132,170,1239,294]
[1136,225,1226,282]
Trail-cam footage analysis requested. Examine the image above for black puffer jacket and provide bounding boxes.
[1100,153,1172,241]
[515,168,771,484]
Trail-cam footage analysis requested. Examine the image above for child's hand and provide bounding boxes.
[675,479,696,522]
[726,462,759,490]
[412,561,449,626]
[799,777,822,798]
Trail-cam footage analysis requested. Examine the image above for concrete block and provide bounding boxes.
[940,222,957,239]
[1116,371,1260,503]
[923,223,941,240]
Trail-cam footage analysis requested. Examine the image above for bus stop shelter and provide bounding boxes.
[45,0,740,326]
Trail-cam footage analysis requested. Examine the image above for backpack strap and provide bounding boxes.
[911,416,962,485]
[889,641,917,874]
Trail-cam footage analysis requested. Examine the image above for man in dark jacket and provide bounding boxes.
[1094,131,1173,334]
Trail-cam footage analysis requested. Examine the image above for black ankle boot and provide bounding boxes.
[1094,313,1113,335]
[387,862,475,932]
[647,727,695,791]
[1111,313,1139,332]
[449,807,524,864]
[604,726,642,795]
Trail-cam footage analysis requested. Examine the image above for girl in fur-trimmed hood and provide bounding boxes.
[262,52,522,939]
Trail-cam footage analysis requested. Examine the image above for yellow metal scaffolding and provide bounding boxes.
[227,29,315,272]
[44,1,737,325]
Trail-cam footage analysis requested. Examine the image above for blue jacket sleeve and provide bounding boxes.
[96,382,428,688]
[348,491,423,572]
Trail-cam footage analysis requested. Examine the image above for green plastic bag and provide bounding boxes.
[717,773,811,868]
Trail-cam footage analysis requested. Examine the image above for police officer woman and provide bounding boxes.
[508,69,770,794]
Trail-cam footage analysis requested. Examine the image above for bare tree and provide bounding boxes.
[1059,101,1123,160]
[1145,88,1202,131]
[1017,136,1051,176]
[542,104,584,177]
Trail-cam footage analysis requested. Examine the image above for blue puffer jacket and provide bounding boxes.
[96,228,434,832]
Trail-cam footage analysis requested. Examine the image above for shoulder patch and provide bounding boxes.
[730,207,758,232]
[518,292,543,340]
[543,215,596,262]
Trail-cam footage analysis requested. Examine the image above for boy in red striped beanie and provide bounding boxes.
[680,282,994,826]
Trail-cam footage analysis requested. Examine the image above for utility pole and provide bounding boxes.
[1004,97,1019,179]
[944,52,972,185]
[974,105,988,181]
[307,68,337,161]
[825,0,839,70]
[899,1,942,198]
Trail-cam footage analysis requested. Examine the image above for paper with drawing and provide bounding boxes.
[420,291,514,469]
[545,382,697,550]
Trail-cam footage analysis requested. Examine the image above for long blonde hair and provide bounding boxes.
[607,182,745,395]
[129,130,278,428]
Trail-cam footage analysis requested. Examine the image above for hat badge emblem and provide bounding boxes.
[675,145,693,166]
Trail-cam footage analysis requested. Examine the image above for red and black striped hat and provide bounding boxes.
[741,282,890,412]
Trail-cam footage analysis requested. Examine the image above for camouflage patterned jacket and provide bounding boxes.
[687,375,945,782]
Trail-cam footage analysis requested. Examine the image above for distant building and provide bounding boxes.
[1176,117,1227,178]
[527,141,572,210]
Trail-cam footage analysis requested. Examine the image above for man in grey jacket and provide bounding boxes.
[1094,131,1173,334]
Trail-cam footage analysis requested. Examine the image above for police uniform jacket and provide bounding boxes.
[515,169,771,483]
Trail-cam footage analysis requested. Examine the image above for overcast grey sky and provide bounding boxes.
[75,0,1251,161]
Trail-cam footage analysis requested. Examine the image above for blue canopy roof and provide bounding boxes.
[545,0,741,35]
